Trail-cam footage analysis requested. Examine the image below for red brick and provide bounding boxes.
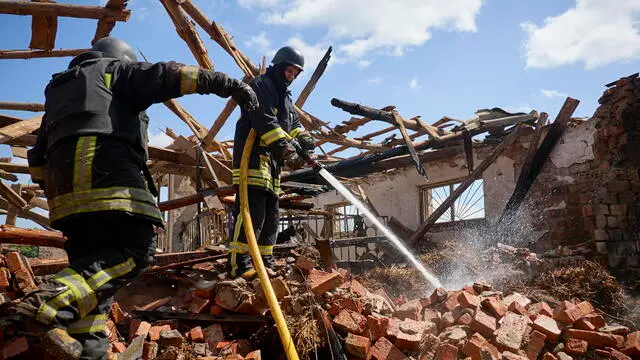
[542,353,557,360]
[129,320,152,341]
[463,285,478,295]
[565,338,588,355]
[566,329,624,348]
[148,325,171,342]
[394,299,422,321]
[527,302,554,317]
[373,288,397,312]
[429,287,448,304]
[433,343,458,360]
[245,350,262,360]
[110,302,126,324]
[106,319,118,343]
[5,251,27,273]
[370,337,407,360]
[552,301,573,318]
[195,286,215,299]
[502,293,532,309]
[366,314,389,341]
[609,348,632,360]
[2,336,28,358]
[295,256,316,274]
[210,304,225,316]
[334,309,367,335]
[531,315,562,343]
[508,301,527,316]
[395,319,428,351]
[583,314,606,328]
[112,341,126,353]
[473,280,492,293]
[461,332,500,360]
[573,317,596,331]
[594,349,611,357]
[151,320,177,329]
[470,310,497,339]
[458,291,480,309]
[423,308,440,324]
[494,312,529,352]
[142,341,158,360]
[349,280,368,297]
[330,296,364,316]
[385,317,401,341]
[13,268,36,293]
[136,296,171,311]
[440,311,455,330]
[482,297,507,319]
[203,324,224,349]
[188,296,211,314]
[189,326,205,343]
[308,269,343,296]
[554,301,594,324]
[502,352,528,360]
[345,333,371,359]
[441,291,460,312]
[0,267,10,289]
[525,330,547,360]
[623,331,640,356]
[456,312,473,326]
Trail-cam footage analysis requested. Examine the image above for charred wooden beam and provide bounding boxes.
[141,254,226,274]
[408,124,528,246]
[160,0,213,70]
[157,186,235,212]
[0,48,88,59]
[295,46,332,108]
[499,99,579,222]
[392,110,425,178]
[0,102,44,112]
[0,0,131,20]
[331,98,422,132]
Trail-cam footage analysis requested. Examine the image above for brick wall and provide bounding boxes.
[525,75,640,274]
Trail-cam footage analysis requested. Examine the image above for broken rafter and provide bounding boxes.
[0,48,89,59]
[335,106,396,135]
[0,115,42,144]
[160,0,213,70]
[392,110,426,178]
[92,0,127,45]
[29,0,57,50]
[0,102,44,112]
[331,98,423,132]
[408,124,529,246]
[0,0,131,20]
[0,225,64,248]
[148,145,196,165]
[0,181,28,209]
[0,162,33,174]
[295,46,332,108]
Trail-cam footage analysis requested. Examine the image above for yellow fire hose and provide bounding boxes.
[239,129,300,360]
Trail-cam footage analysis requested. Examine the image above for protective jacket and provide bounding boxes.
[232,68,314,195]
[28,53,239,228]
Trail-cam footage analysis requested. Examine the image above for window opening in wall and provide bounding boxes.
[325,202,366,238]
[420,179,485,223]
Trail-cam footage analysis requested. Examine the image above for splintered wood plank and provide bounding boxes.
[160,0,213,69]
[29,0,57,50]
[10,146,28,159]
[92,0,127,44]
[295,46,332,108]
[0,116,41,144]
[0,181,27,209]
[5,184,21,225]
[0,0,131,20]
[0,48,88,59]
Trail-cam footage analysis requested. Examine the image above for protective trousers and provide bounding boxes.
[16,213,156,360]
[228,188,279,277]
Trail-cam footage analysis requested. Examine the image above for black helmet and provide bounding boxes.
[91,37,137,62]
[272,46,304,71]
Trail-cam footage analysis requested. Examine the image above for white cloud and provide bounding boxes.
[502,105,534,114]
[237,0,281,9]
[356,60,372,69]
[245,31,272,54]
[148,132,173,148]
[242,0,483,62]
[409,77,422,90]
[367,76,384,84]
[522,0,640,69]
[540,89,568,98]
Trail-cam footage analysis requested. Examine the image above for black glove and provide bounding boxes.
[230,80,258,111]
[197,71,258,111]
[297,133,317,152]
[282,143,306,170]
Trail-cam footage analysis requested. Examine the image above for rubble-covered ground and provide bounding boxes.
[1,242,639,359]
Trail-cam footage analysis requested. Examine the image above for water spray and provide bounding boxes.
[291,140,443,289]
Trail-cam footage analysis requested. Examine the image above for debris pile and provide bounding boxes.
[1,248,638,360]
[0,250,39,304]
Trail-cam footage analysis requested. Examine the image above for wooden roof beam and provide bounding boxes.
[0,48,88,59]
[0,0,131,21]
[92,0,127,44]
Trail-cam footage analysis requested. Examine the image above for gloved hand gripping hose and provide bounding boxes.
[240,129,299,360]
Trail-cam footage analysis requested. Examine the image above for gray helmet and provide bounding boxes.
[91,37,137,62]
[272,46,304,71]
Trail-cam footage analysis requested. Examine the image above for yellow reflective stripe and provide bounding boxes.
[261,127,287,145]
[290,127,301,138]
[232,168,272,180]
[180,66,199,94]
[50,186,157,209]
[52,268,97,318]
[229,241,249,254]
[87,258,136,290]
[50,198,161,223]
[230,213,244,277]
[29,166,45,181]
[104,73,112,89]
[259,245,273,255]
[73,136,97,192]
[36,303,59,324]
[67,314,108,334]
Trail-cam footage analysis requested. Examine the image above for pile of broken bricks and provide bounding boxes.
[1,250,639,360]
[0,250,39,303]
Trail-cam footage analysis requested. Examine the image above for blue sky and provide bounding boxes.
[1,0,639,228]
